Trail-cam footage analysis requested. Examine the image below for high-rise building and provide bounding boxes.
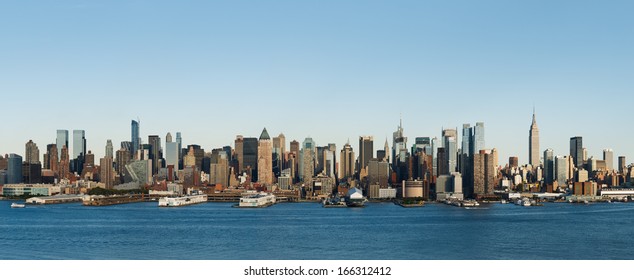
[235,135,244,173]
[175,132,182,165]
[339,142,355,179]
[59,145,70,180]
[100,157,114,189]
[210,151,229,187]
[392,118,408,169]
[272,133,286,176]
[243,138,258,181]
[257,128,273,185]
[105,140,113,158]
[131,120,140,159]
[473,150,496,197]
[431,137,439,176]
[56,130,68,159]
[165,133,179,174]
[358,136,374,173]
[529,110,540,166]
[555,156,569,187]
[570,136,583,168]
[442,129,458,174]
[437,147,448,176]
[300,138,315,183]
[367,159,390,187]
[148,135,161,175]
[72,130,86,174]
[290,140,300,181]
[461,124,471,157]
[471,122,485,155]
[46,144,58,174]
[25,140,40,164]
[603,149,614,172]
[619,156,626,174]
[325,144,336,178]
[115,149,131,182]
[509,157,519,168]
[543,149,554,185]
[7,154,23,184]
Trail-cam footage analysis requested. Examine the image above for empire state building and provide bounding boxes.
[529,110,540,166]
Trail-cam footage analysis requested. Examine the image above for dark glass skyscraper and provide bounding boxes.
[56,130,68,159]
[148,135,161,175]
[243,137,258,181]
[131,120,140,159]
[359,136,374,172]
[570,136,583,168]
[7,154,23,184]
[72,130,86,173]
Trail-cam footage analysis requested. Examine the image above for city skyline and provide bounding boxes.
[0,112,627,170]
[1,1,633,165]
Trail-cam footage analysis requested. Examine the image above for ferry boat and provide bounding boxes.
[11,203,26,208]
[238,192,276,208]
[158,194,208,207]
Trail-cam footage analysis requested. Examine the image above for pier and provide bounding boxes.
[82,194,148,206]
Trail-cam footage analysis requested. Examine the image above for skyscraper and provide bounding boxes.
[176,132,182,165]
[300,137,315,183]
[243,138,258,181]
[7,154,23,184]
[555,156,569,186]
[59,145,70,180]
[105,140,114,158]
[461,124,471,157]
[72,130,86,173]
[46,144,58,174]
[210,152,229,187]
[392,118,407,169]
[339,142,355,179]
[431,137,439,176]
[257,128,273,185]
[473,150,495,197]
[442,129,458,174]
[619,156,626,174]
[529,110,540,166]
[56,130,68,159]
[148,135,161,175]
[290,140,300,181]
[235,135,244,173]
[100,157,114,188]
[603,149,614,171]
[358,136,374,173]
[471,122,485,155]
[115,149,130,182]
[131,120,140,159]
[272,133,286,177]
[165,133,179,173]
[25,140,40,164]
[543,149,554,185]
[570,137,583,168]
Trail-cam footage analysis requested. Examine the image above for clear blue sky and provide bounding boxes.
[1,0,633,166]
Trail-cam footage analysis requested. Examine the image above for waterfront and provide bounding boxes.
[2,200,634,260]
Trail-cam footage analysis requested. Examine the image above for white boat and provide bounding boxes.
[238,192,276,208]
[158,194,207,207]
[11,203,26,208]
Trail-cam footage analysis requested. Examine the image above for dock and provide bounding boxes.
[82,194,147,206]
[26,195,84,205]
